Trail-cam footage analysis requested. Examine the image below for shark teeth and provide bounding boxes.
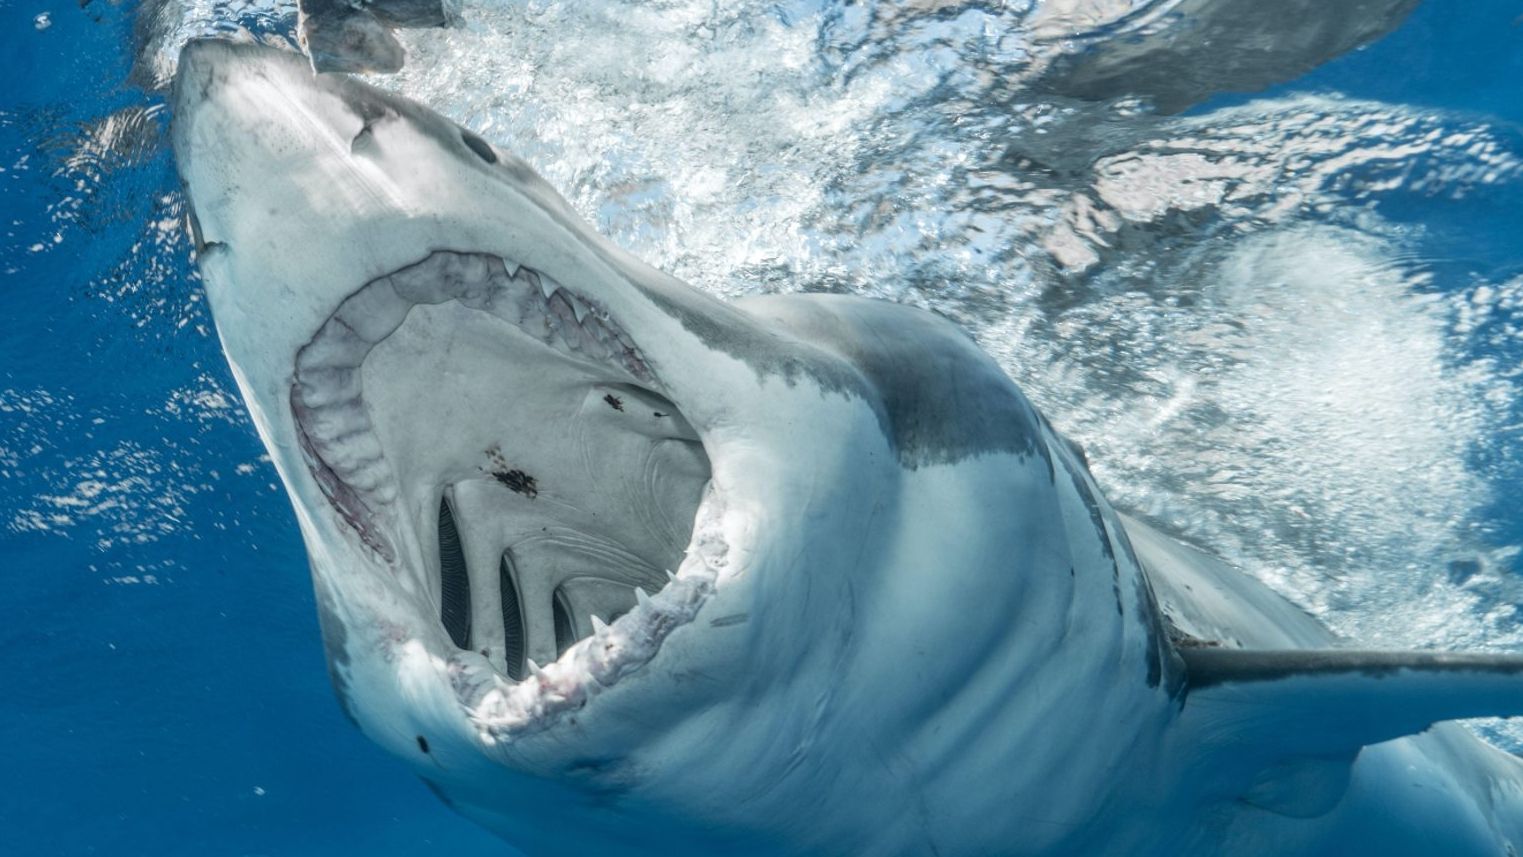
[290,247,712,735]
[292,250,656,560]
[460,486,729,742]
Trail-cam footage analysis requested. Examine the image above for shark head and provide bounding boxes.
[172,39,1175,854]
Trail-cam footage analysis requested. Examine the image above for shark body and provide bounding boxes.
[172,40,1523,857]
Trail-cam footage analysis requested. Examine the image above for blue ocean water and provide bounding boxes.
[2,1,1521,855]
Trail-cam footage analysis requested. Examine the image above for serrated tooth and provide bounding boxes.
[538,273,558,300]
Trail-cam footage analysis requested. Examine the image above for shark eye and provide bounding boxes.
[437,497,472,650]
[459,127,498,164]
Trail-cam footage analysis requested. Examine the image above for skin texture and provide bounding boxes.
[172,40,1523,857]
[297,0,459,74]
[1027,0,1421,113]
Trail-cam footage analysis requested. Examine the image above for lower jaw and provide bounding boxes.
[442,481,734,742]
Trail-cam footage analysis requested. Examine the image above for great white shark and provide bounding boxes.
[171,40,1523,856]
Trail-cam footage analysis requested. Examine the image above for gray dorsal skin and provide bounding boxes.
[297,0,461,73]
[1027,0,1420,113]
[171,40,1523,857]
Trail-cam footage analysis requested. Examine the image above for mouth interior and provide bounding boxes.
[291,250,713,689]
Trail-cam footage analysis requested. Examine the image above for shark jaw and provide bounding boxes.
[288,244,734,741]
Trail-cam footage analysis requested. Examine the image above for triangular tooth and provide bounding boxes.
[527,658,545,678]
[567,293,589,323]
[635,587,653,608]
[538,273,557,300]
[590,615,610,636]
[665,569,677,582]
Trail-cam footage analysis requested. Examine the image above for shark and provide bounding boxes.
[171,39,1523,857]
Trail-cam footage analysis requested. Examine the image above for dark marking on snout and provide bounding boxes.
[603,393,624,411]
[653,411,668,418]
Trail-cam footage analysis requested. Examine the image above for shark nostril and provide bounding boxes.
[437,496,472,650]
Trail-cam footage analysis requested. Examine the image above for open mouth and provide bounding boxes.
[288,250,730,738]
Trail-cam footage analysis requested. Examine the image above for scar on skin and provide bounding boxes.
[603,393,624,411]
[417,735,430,754]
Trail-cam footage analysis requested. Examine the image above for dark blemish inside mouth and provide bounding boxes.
[603,393,624,411]
[417,735,430,754]
[483,444,538,498]
[493,469,538,498]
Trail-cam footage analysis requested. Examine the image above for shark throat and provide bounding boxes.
[289,250,720,714]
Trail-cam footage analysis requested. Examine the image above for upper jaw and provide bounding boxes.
[289,249,663,565]
[171,39,752,431]
[272,245,743,741]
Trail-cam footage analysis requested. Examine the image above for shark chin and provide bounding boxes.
[173,39,1523,857]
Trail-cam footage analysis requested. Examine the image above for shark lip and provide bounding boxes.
[289,249,727,740]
